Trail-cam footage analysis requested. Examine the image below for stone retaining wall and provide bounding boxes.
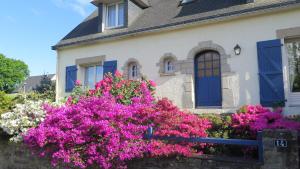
[0,139,58,169]
[0,130,298,169]
[128,156,261,169]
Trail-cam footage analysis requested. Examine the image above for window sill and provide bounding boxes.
[288,92,300,106]
[160,73,176,77]
[196,106,222,109]
[105,25,126,30]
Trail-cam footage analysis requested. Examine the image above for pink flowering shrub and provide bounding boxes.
[139,98,211,157]
[23,72,211,169]
[231,105,300,139]
[67,71,156,105]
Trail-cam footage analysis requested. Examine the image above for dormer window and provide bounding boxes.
[106,1,125,28]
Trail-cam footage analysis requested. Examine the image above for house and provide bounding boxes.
[14,74,56,93]
[53,0,300,115]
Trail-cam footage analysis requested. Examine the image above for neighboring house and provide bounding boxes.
[53,0,300,115]
[15,74,56,93]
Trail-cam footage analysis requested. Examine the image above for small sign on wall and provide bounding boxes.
[274,139,288,148]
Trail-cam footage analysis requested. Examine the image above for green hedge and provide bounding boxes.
[0,91,15,115]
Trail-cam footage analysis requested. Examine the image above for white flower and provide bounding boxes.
[0,100,48,143]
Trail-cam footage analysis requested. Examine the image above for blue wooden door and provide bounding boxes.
[257,39,285,107]
[195,51,222,107]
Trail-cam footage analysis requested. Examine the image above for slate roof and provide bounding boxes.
[53,0,300,50]
[14,74,56,93]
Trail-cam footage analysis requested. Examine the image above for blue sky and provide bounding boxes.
[0,0,95,76]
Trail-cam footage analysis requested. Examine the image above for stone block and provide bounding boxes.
[182,92,194,109]
[222,88,234,108]
[262,129,299,169]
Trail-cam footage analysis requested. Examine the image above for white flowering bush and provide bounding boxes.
[0,100,46,142]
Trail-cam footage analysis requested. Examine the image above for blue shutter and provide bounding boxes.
[65,65,77,92]
[103,60,117,76]
[257,39,285,107]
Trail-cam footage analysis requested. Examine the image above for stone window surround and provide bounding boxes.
[75,55,105,66]
[276,26,300,40]
[75,55,106,88]
[122,58,143,79]
[157,53,179,76]
[179,41,236,109]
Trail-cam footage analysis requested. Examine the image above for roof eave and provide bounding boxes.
[52,1,300,51]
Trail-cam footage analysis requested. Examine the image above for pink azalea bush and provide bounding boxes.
[231,105,300,139]
[139,98,211,157]
[67,71,156,105]
[23,72,211,169]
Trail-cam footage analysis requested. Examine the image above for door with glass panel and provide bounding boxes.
[195,51,222,107]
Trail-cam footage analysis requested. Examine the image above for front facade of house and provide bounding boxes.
[53,0,300,115]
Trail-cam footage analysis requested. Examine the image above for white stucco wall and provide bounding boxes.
[56,8,300,113]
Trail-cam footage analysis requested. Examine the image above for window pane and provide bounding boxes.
[205,69,212,77]
[96,66,103,83]
[213,60,220,68]
[286,41,300,92]
[165,60,174,73]
[118,3,125,26]
[205,61,212,69]
[198,56,204,62]
[198,69,204,78]
[85,66,95,89]
[213,69,220,76]
[198,62,204,69]
[107,5,116,27]
[132,65,137,77]
[205,53,212,61]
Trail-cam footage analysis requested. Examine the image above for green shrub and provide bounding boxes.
[199,113,232,138]
[199,113,254,158]
[0,91,14,114]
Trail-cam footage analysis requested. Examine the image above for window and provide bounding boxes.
[106,1,125,28]
[286,40,300,92]
[128,63,138,80]
[84,65,103,89]
[164,59,174,73]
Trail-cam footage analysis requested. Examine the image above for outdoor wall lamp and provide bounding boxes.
[234,44,241,55]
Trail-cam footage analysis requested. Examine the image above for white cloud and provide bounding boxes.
[52,0,92,17]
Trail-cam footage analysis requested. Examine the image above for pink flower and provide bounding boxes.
[66,96,73,105]
[115,83,122,89]
[88,90,96,96]
[117,94,124,99]
[115,70,122,78]
[75,80,81,86]
[149,80,156,87]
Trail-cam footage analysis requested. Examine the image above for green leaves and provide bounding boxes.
[0,54,29,93]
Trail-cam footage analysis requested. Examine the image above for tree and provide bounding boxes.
[33,74,56,101]
[0,54,29,93]
[34,74,54,93]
